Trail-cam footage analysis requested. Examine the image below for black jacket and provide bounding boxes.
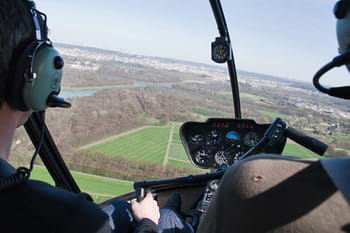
[0,159,157,233]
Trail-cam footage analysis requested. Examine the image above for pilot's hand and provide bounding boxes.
[131,192,160,224]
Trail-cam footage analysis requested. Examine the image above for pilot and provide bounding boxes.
[0,1,161,232]
[0,1,196,233]
[196,1,350,233]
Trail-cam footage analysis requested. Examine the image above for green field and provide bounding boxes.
[257,109,291,120]
[31,166,133,203]
[89,125,172,164]
[81,123,322,200]
[88,123,323,168]
[169,124,188,161]
[282,143,321,158]
[89,123,191,167]
[171,124,182,144]
[240,93,265,101]
[169,143,188,161]
[31,124,324,203]
[168,159,193,168]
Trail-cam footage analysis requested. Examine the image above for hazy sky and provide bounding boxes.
[35,0,349,85]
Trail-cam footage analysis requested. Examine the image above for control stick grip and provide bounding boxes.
[285,126,328,155]
[135,186,145,202]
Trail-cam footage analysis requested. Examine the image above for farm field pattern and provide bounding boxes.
[33,123,323,202]
[88,123,321,166]
[31,166,134,203]
[88,123,191,167]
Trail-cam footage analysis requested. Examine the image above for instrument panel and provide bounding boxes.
[180,118,285,169]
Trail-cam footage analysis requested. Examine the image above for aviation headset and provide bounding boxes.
[6,0,70,112]
[0,1,71,191]
[313,0,350,99]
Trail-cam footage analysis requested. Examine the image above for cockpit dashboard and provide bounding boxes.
[180,118,286,169]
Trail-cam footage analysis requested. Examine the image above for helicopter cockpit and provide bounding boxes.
[3,0,350,232]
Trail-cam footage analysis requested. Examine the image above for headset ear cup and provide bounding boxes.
[23,44,63,112]
[6,41,38,111]
[6,42,64,112]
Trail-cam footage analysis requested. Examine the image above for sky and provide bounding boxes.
[35,0,349,86]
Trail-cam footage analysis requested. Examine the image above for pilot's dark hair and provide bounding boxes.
[0,0,35,108]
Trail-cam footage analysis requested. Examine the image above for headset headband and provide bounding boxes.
[25,1,44,40]
[24,1,52,81]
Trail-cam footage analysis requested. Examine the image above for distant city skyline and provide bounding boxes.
[35,0,348,85]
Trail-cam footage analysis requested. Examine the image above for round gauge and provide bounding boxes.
[213,44,227,61]
[243,132,260,147]
[190,134,204,144]
[207,130,221,145]
[214,150,230,165]
[212,37,231,63]
[194,149,211,166]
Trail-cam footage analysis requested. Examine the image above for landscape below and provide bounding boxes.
[10,44,350,202]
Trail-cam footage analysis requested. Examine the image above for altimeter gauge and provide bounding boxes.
[243,132,260,147]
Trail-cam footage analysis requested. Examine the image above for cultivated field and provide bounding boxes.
[87,122,321,167]
[88,123,192,168]
[282,142,321,158]
[31,166,133,203]
[31,123,323,202]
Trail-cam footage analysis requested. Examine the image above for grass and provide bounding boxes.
[172,124,182,143]
[31,166,134,203]
[329,134,350,141]
[282,143,322,158]
[240,93,275,105]
[240,93,264,100]
[89,123,191,165]
[256,109,291,120]
[88,122,326,168]
[30,166,55,185]
[30,125,326,204]
[169,143,188,161]
[168,159,195,168]
[70,172,133,196]
[218,91,231,95]
[89,125,172,164]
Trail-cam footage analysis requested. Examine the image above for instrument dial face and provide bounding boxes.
[195,149,211,166]
[214,150,229,165]
[243,132,260,147]
[207,130,221,145]
[190,134,204,144]
[213,44,227,60]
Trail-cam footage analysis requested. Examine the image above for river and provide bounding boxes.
[60,81,174,98]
